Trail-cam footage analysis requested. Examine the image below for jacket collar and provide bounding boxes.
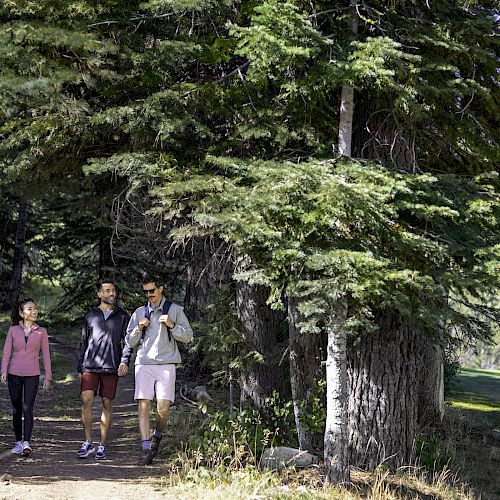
[147,296,166,313]
[18,321,40,332]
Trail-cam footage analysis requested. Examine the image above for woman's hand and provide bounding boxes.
[43,378,51,391]
[0,373,6,385]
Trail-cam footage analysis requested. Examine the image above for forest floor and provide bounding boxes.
[0,331,196,500]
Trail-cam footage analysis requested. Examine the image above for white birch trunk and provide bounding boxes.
[324,308,350,484]
[338,84,355,157]
[337,0,358,158]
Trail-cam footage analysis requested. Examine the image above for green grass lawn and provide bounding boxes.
[448,367,500,429]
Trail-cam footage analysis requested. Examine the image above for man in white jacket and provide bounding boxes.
[126,276,193,465]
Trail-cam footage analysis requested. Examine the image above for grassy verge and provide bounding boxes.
[449,367,500,428]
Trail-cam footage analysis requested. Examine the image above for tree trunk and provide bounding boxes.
[347,313,419,471]
[288,295,326,451]
[7,198,29,311]
[98,232,113,279]
[417,337,445,425]
[236,280,288,408]
[184,237,226,323]
[324,306,350,484]
[338,85,355,157]
[337,0,358,158]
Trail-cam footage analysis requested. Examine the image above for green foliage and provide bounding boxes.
[160,156,499,340]
[416,435,451,471]
[230,1,325,83]
[190,391,296,464]
[299,378,326,434]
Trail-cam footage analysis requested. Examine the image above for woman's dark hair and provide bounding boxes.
[11,298,37,325]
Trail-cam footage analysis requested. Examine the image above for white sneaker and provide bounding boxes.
[11,441,23,454]
[22,441,32,455]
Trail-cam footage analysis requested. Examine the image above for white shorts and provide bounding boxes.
[134,364,176,402]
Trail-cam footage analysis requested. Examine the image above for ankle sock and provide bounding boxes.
[141,439,151,451]
[153,430,162,439]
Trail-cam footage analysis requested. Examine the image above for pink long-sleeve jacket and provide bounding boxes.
[1,322,52,380]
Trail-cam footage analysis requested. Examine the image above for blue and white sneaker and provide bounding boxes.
[76,440,95,458]
[11,441,23,454]
[95,443,106,460]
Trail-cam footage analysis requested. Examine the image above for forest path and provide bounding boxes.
[0,332,186,499]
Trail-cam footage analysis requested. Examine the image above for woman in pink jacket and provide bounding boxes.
[1,298,52,455]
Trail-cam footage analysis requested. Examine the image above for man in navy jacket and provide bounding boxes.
[76,279,132,460]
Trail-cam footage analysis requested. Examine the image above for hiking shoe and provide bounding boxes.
[11,441,23,454]
[95,443,106,460]
[137,449,154,466]
[150,434,162,460]
[21,441,32,455]
[76,440,95,458]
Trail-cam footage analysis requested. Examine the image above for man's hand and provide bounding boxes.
[43,379,51,391]
[117,363,128,377]
[159,315,175,329]
[0,373,6,385]
[138,318,150,331]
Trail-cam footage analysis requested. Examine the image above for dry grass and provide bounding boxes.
[148,404,494,500]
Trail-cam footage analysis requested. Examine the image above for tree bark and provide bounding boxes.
[417,337,445,425]
[337,0,358,158]
[236,280,288,408]
[184,237,227,323]
[288,295,326,451]
[347,313,419,471]
[7,198,29,311]
[324,306,350,484]
[338,85,355,157]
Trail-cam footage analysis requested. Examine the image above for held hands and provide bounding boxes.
[1,373,6,385]
[138,318,150,331]
[159,314,175,329]
[43,379,51,391]
[117,363,128,377]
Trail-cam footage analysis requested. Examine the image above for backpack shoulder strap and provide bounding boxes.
[162,300,172,315]
[144,303,151,321]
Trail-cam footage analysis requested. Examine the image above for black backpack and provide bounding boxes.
[143,300,173,342]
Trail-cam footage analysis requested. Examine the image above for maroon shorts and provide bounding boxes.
[80,372,119,400]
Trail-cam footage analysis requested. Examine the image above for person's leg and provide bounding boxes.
[148,365,175,461]
[22,375,39,442]
[99,397,113,446]
[81,390,95,442]
[138,399,152,442]
[154,399,172,434]
[7,374,24,442]
[152,364,176,436]
[98,374,118,446]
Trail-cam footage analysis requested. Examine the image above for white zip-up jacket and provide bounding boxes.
[126,298,193,365]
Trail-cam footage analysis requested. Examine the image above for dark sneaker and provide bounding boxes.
[137,449,154,466]
[149,434,162,460]
[76,441,95,458]
[95,443,106,460]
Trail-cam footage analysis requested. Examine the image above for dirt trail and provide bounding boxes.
[0,336,184,499]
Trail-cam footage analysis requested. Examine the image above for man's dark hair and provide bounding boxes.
[96,278,115,292]
[142,275,164,288]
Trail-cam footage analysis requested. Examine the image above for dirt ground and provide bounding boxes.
[0,337,189,500]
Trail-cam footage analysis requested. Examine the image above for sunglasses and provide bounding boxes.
[143,288,157,295]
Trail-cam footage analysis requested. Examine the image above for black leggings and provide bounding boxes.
[7,374,39,442]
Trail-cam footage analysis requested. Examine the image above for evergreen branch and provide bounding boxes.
[215,60,252,84]
[306,7,351,19]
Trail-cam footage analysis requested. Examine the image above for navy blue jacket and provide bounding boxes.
[78,307,132,373]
